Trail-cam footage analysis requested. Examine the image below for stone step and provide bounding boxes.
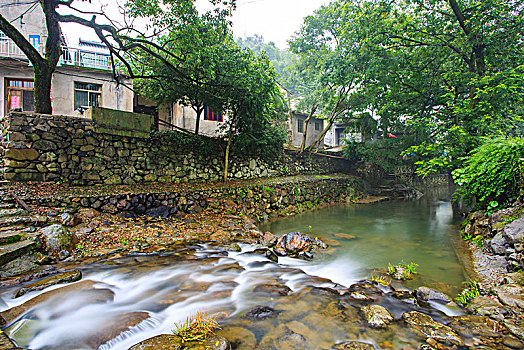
[0,203,16,209]
[0,208,26,218]
[0,215,47,229]
[0,232,24,245]
[0,240,37,267]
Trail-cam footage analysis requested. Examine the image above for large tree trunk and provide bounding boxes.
[33,64,54,114]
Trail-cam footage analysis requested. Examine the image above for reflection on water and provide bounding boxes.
[261,196,466,295]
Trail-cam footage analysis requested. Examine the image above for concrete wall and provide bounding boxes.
[290,113,324,149]
[0,61,133,117]
[171,103,227,137]
[1,112,351,185]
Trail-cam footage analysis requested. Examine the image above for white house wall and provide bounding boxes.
[0,61,133,116]
[51,67,133,116]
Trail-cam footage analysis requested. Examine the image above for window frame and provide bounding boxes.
[5,78,35,112]
[203,106,223,122]
[297,119,304,133]
[74,81,102,110]
[315,121,321,131]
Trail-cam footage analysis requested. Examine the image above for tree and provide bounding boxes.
[134,7,232,134]
[217,45,286,181]
[292,0,524,174]
[289,0,368,153]
[0,0,236,114]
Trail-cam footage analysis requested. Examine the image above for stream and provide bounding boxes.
[1,194,471,349]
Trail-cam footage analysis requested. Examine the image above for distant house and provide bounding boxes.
[133,97,228,136]
[289,112,324,149]
[0,1,133,117]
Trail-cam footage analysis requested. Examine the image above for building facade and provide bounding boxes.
[0,0,133,117]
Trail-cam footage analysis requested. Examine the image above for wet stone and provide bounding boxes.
[402,311,463,347]
[413,286,452,305]
[466,296,509,320]
[360,304,393,328]
[243,305,281,320]
[253,283,292,296]
[15,269,82,298]
[217,327,257,349]
[332,340,375,349]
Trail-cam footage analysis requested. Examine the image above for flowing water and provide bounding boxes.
[1,194,470,349]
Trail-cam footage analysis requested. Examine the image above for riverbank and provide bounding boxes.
[3,177,524,349]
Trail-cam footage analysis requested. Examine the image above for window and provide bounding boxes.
[203,106,223,122]
[315,121,321,131]
[6,79,34,112]
[74,82,101,109]
[297,119,304,133]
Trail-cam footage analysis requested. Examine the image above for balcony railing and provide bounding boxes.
[60,47,111,70]
[0,37,111,71]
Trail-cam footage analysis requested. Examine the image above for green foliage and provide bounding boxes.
[452,137,524,210]
[388,261,418,280]
[455,281,481,305]
[344,137,417,174]
[173,311,220,342]
[291,0,524,174]
[150,130,224,158]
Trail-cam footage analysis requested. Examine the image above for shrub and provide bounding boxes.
[452,137,524,210]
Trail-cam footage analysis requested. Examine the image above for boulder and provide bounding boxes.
[333,341,375,350]
[274,232,327,259]
[360,305,393,328]
[402,311,463,346]
[503,216,524,244]
[217,327,256,349]
[15,270,82,298]
[39,224,77,258]
[60,213,82,227]
[413,286,452,305]
[489,233,508,255]
[493,284,524,309]
[243,306,281,320]
[130,334,230,350]
[466,296,509,320]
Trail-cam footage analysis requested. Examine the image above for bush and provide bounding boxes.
[343,137,417,175]
[452,137,524,210]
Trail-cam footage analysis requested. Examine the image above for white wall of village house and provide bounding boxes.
[0,61,133,117]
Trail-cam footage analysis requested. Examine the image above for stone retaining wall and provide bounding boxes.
[26,175,361,222]
[463,206,524,275]
[1,112,350,185]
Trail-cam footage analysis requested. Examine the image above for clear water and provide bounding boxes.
[0,195,470,349]
[261,198,467,296]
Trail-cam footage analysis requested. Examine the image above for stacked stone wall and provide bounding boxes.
[26,175,361,222]
[1,112,350,185]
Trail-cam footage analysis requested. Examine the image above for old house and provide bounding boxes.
[289,112,324,149]
[0,1,133,117]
